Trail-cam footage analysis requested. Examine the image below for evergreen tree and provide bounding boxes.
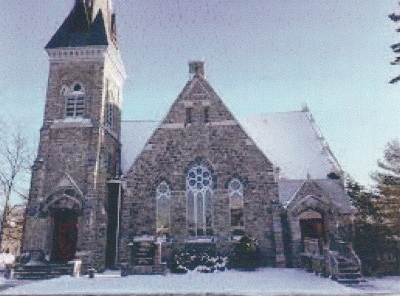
[372,139,400,197]
[347,180,378,223]
[389,7,400,83]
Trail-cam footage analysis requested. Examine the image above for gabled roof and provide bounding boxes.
[240,111,341,179]
[121,110,341,179]
[278,179,305,204]
[278,179,355,214]
[45,1,109,49]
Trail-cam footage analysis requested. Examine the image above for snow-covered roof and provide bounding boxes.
[278,179,355,213]
[239,111,340,180]
[278,179,305,204]
[121,110,341,179]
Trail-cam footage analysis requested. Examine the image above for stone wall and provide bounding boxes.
[119,66,281,266]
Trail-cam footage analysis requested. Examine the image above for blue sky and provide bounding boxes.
[0,0,399,186]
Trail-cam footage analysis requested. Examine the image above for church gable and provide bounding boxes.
[120,62,279,263]
[282,179,353,216]
[160,62,235,127]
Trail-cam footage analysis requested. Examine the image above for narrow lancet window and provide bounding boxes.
[185,108,193,125]
[204,107,210,123]
[156,181,171,234]
[106,89,114,127]
[229,178,244,229]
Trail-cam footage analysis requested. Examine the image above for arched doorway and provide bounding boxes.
[51,208,78,262]
[45,185,82,262]
[299,210,324,255]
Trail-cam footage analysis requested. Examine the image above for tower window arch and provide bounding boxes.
[156,181,171,234]
[63,83,85,118]
[186,164,213,236]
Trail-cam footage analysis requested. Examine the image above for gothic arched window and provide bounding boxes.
[229,178,244,229]
[156,181,171,234]
[186,164,213,236]
[63,83,85,118]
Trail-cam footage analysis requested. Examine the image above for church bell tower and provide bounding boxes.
[23,0,125,270]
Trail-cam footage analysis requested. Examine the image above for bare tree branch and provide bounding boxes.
[0,119,34,252]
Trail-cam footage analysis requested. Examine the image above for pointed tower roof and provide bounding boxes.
[45,0,116,49]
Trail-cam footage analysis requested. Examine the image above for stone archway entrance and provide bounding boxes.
[51,208,78,262]
[45,181,82,263]
[299,210,324,254]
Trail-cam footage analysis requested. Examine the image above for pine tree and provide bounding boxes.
[389,7,400,83]
[347,140,400,274]
[346,180,379,224]
[373,139,400,196]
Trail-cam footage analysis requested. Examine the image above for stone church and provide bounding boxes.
[22,0,359,277]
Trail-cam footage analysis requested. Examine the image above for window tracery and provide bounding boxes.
[186,164,213,236]
[229,178,243,199]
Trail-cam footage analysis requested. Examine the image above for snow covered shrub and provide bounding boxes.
[170,247,228,273]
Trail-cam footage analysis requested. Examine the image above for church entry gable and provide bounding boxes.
[282,179,353,266]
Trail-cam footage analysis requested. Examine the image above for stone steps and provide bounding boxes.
[13,263,73,280]
[335,257,363,284]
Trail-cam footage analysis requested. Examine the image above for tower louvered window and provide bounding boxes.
[64,83,85,118]
[186,164,213,236]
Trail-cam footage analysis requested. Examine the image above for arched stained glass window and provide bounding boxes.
[186,164,213,236]
[229,178,244,228]
[156,181,171,234]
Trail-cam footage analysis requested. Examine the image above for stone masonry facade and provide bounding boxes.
[119,64,285,266]
[22,0,125,271]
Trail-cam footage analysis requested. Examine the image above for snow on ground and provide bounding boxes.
[0,268,367,296]
[363,276,400,292]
